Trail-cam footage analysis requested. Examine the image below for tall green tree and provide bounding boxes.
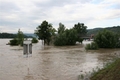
[73,22,87,43]
[58,23,66,34]
[9,29,24,46]
[17,29,24,45]
[35,20,53,45]
[73,22,87,37]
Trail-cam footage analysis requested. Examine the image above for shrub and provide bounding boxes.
[54,32,67,46]
[32,38,38,43]
[94,29,119,48]
[9,29,24,46]
[76,38,84,44]
[54,29,77,46]
[10,38,18,46]
[85,42,99,50]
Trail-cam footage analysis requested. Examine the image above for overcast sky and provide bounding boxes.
[0,0,120,33]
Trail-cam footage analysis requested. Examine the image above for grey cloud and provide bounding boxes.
[0,1,20,13]
[0,0,119,33]
[34,0,91,8]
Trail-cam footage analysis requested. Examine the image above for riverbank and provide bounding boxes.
[90,58,120,80]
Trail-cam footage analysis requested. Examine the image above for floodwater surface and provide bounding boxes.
[0,39,120,80]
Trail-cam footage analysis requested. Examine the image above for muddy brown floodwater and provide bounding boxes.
[0,39,120,80]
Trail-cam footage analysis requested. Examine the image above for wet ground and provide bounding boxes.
[0,39,120,80]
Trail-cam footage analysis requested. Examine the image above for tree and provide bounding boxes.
[73,22,87,43]
[94,29,119,48]
[35,20,53,45]
[54,28,77,46]
[65,29,77,45]
[73,22,87,37]
[9,29,24,46]
[58,23,66,34]
[17,29,24,45]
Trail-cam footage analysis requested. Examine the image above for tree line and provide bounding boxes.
[0,33,33,38]
[35,20,120,48]
[0,33,16,38]
[35,20,87,46]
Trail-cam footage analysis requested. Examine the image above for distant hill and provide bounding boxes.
[0,33,16,38]
[0,33,35,38]
[24,33,36,38]
[87,26,120,36]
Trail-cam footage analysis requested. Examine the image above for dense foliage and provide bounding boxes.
[35,20,56,45]
[54,22,87,46]
[35,21,87,46]
[54,29,77,46]
[32,38,38,43]
[9,29,24,46]
[10,38,19,46]
[17,29,24,45]
[94,29,119,48]
[73,23,87,37]
[58,23,66,34]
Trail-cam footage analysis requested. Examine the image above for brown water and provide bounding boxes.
[0,39,120,80]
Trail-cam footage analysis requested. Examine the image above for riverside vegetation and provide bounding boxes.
[85,29,120,80]
[85,29,120,50]
[35,20,87,46]
[90,58,120,80]
[9,29,38,46]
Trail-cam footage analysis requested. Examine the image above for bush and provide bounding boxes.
[94,29,119,48]
[32,38,38,43]
[85,42,99,50]
[9,29,24,46]
[54,32,67,46]
[54,29,77,46]
[10,38,18,46]
[76,38,84,44]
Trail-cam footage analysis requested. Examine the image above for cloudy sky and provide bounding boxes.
[0,0,120,33]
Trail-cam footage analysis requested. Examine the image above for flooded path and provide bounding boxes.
[0,39,120,80]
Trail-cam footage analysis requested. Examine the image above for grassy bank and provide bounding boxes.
[90,58,120,80]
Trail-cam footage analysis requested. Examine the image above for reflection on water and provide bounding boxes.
[0,39,120,80]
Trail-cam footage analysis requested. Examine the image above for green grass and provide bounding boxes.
[90,58,120,80]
